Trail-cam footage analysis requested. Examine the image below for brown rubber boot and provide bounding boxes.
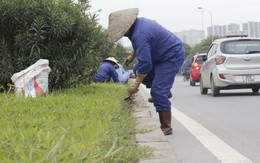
[148,92,172,103]
[158,110,173,135]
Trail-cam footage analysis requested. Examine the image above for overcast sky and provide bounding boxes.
[88,0,260,46]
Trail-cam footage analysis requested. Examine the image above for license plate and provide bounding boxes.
[242,75,255,83]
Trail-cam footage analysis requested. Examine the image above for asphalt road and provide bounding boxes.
[139,75,260,163]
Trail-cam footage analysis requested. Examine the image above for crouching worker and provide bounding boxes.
[108,8,185,135]
[93,57,119,83]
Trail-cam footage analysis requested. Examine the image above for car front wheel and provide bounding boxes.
[252,88,259,93]
[211,77,220,97]
[200,77,208,94]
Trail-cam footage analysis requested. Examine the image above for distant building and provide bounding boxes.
[205,21,260,38]
[207,23,240,37]
[175,29,205,47]
[122,21,260,48]
[242,21,260,37]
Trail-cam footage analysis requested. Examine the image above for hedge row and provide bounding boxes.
[0,0,125,91]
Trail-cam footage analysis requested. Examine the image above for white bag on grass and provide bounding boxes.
[116,64,129,84]
[11,59,51,98]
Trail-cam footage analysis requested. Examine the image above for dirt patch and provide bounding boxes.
[125,93,149,110]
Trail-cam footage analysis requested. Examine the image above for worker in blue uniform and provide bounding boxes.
[108,8,185,135]
[93,57,119,83]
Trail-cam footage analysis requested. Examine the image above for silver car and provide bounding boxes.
[200,36,260,96]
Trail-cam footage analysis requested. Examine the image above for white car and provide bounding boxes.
[200,36,260,96]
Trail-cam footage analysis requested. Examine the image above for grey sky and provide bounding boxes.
[89,0,260,46]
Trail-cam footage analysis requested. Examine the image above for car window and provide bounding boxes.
[207,44,218,58]
[221,40,260,54]
[196,55,207,64]
[207,46,214,58]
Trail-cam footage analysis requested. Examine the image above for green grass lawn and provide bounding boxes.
[0,83,152,162]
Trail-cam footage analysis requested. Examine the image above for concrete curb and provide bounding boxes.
[132,93,178,163]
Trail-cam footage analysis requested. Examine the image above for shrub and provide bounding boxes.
[0,0,115,90]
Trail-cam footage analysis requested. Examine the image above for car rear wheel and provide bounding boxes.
[190,78,196,86]
[252,88,259,93]
[211,77,220,97]
[200,77,208,94]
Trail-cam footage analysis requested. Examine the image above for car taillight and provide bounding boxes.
[214,55,226,65]
[219,74,225,79]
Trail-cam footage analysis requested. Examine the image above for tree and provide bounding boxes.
[188,36,222,59]
[183,42,191,58]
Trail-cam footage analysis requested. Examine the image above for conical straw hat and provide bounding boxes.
[104,57,119,65]
[108,8,139,43]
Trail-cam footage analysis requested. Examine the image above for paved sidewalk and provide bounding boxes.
[132,93,178,163]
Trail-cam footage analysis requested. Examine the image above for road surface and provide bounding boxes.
[138,75,260,163]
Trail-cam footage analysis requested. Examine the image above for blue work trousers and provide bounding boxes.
[142,53,185,112]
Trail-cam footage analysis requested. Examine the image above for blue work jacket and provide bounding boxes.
[129,17,184,75]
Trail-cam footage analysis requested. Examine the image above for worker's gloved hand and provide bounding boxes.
[129,73,147,95]
[125,50,135,66]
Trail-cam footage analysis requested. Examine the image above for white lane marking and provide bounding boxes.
[172,108,253,163]
[141,84,253,163]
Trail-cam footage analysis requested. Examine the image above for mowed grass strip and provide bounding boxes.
[0,83,152,162]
